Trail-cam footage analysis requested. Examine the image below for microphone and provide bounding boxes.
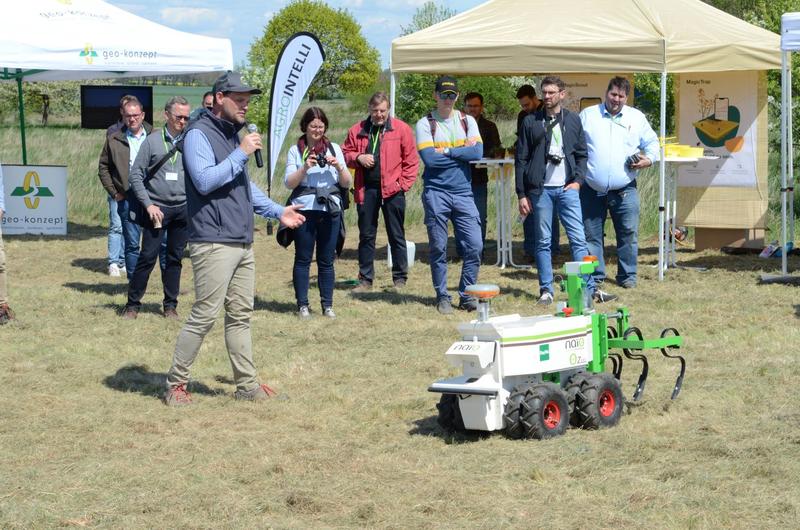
[246,123,264,168]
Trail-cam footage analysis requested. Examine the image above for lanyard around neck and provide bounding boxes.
[369,125,383,155]
[162,129,177,166]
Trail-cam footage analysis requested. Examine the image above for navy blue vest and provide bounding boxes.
[184,112,254,244]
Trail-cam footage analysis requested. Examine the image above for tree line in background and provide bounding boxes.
[2,0,800,151]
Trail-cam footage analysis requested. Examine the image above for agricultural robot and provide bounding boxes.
[429,257,686,439]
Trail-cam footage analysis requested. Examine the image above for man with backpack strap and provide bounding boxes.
[415,76,483,315]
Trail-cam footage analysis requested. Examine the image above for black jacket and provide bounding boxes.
[515,108,587,198]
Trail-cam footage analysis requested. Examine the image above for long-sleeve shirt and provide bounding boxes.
[182,128,284,219]
[415,110,483,195]
[579,103,659,194]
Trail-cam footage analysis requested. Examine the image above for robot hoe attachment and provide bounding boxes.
[428,258,687,440]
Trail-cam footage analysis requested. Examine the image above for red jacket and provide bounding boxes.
[342,116,419,205]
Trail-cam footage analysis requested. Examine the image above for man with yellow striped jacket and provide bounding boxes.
[415,76,483,314]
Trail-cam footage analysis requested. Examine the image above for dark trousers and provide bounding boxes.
[127,204,189,310]
[357,186,407,283]
[293,210,341,309]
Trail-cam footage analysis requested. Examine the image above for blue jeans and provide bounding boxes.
[531,187,595,295]
[293,210,340,309]
[471,183,488,248]
[422,188,482,303]
[107,195,124,267]
[580,183,640,285]
[524,206,560,256]
[115,198,141,280]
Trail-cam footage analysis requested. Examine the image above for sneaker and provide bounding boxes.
[458,298,478,312]
[121,306,138,319]
[593,289,618,304]
[620,280,637,289]
[163,307,180,320]
[164,384,192,406]
[0,303,14,325]
[537,291,554,306]
[298,306,311,320]
[322,307,336,319]
[351,279,373,293]
[108,263,121,277]
[393,279,407,289]
[436,297,454,315]
[234,383,278,401]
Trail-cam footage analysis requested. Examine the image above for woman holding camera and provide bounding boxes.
[285,107,352,319]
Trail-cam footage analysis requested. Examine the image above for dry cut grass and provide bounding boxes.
[1,224,800,528]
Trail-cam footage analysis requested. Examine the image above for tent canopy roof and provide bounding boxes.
[391,0,781,74]
[1,0,232,81]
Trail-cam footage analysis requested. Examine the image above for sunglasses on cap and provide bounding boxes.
[438,92,458,100]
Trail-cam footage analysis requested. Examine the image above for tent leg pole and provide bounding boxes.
[782,52,789,276]
[16,72,27,165]
[788,55,794,269]
[658,71,667,281]
[390,71,396,118]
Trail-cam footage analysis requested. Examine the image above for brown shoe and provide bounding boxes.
[234,383,279,401]
[0,303,14,324]
[163,307,180,320]
[121,306,138,319]
[164,384,193,406]
[351,280,373,293]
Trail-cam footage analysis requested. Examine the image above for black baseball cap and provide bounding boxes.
[435,75,458,94]
[213,71,262,95]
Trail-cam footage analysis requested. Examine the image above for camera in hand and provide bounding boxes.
[546,153,563,166]
[315,153,327,168]
[625,153,641,169]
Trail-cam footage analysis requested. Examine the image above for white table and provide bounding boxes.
[662,156,719,271]
[471,158,530,269]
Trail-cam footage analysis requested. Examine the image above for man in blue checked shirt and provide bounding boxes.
[580,76,659,290]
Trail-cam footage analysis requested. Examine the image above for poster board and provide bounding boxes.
[559,74,633,113]
[1,165,67,235]
[677,71,768,229]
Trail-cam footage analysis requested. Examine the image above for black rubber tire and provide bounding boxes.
[574,373,624,429]
[436,394,465,432]
[504,383,569,439]
[503,384,533,439]
[564,372,590,427]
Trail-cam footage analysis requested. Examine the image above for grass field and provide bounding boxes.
[2,92,800,528]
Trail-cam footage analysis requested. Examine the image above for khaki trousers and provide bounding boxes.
[0,226,8,305]
[168,242,259,392]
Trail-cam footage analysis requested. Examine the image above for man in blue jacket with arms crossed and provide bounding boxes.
[415,76,483,314]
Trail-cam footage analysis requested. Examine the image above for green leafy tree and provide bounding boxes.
[395,3,456,122]
[249,0,379,100]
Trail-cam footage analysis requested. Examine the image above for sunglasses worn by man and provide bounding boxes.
[438,92,458,100]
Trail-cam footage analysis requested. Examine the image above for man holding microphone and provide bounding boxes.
[164,72,305,406]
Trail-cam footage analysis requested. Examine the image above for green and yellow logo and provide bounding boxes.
[11,171,54,210]
[80,44,97,65]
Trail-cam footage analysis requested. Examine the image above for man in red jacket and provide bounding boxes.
[343,92,419,291]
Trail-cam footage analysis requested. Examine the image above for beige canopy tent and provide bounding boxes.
[390,0,781,278]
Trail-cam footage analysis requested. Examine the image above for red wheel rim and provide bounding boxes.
[598,389,616,417]
[543,400,561,429]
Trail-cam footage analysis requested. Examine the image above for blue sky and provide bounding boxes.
[109,0,485,69]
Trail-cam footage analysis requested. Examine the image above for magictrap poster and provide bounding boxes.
[677,71,758,188]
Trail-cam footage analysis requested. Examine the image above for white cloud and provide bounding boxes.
[160,7,217,27]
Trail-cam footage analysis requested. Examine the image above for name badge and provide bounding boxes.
[165,172,178,181]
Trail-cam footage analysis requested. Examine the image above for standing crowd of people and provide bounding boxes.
[1,71,658,405]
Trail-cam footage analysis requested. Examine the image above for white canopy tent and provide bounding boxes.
[1,0,233,163]
[389,0,781,279]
